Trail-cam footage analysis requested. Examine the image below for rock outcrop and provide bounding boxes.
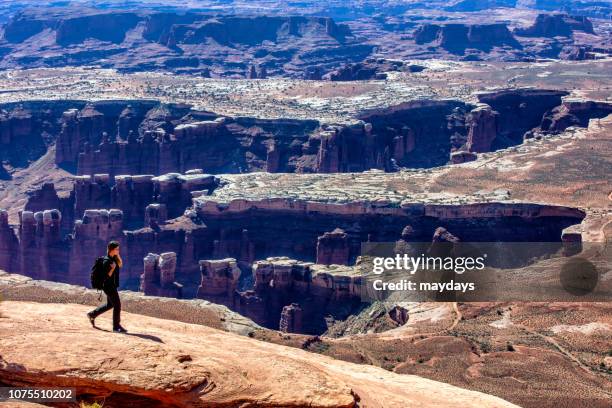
[18,209,64,281]
[476,89,568,147]
[0,10,368,78]
[195,190,585,267]
[49,100,330,175]
[316,228,350,265]
[61,100,430,175]
[196,258,241,306]
[559,45,598,61]
[357,100,471,168]
[387,305,409,325]
[279,302,304,333]
[55,101,158,167]
[0,101,73,171]
[141,252,183,298]
[450,150,478,164]
[539,100,612,134]
[466,104,499,153]
[145,203,168,229]
[0,270,257,335]
[0,209,19,272]
[0,301,520,408]
[515,14,595,38]
[26,170,217,231]
[322,59,412,81]
[237,257,362,332]
[414,23,519,53]
[68,209,124,285]
[3,95,606,179]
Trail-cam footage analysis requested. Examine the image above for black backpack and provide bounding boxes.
[90,256,108,290]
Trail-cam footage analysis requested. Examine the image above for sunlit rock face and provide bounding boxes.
[141,251,183,298]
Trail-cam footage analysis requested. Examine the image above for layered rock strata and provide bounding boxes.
[279,303,304,333]
[195,195,585,265]
[25,170,217,230]
[414,23,519,53]
[229,257,363,332]
[2,94,608,178]
[539,100,612,134]
[316,228,350,265]
[0,10,366,78]
[7,169,587,293]
[141,252,183,298]
[196,258,241,306]
[476,89,568,148]
[514,14,595,38]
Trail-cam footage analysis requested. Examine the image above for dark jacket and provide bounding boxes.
[103,256,120,288]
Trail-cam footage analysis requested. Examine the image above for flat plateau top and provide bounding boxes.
[197,115,611,220]
[205,170,510,206]
[0,58,610,123]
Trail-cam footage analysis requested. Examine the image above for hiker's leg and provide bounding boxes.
[90,289,114,318]
[108,287,121,329]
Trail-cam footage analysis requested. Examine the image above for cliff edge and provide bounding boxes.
[0,301,519,407]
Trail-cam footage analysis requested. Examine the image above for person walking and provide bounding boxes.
[87,241,127,333]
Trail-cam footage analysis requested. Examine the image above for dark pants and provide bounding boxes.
[90,283,121,329]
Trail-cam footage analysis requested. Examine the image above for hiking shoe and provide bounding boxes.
[113,326,128,333]
[87,313,96,327]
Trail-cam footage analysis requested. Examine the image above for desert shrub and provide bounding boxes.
[80,402,104,408]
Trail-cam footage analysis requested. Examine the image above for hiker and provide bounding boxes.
[87,241,127,333]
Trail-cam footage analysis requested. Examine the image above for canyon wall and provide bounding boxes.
[514,14,595,38]
[2,185,586,296]
[357,100,471,168]
[0,10,367,78]
[3,93,608,179]
[25,170,218,231]
[539,100,612,134]
[0,100,82,173]
[414,23,520,54]
[234,257,362,332]
[65,100,472,174]
[476,89,568,148]
[194,200,585,266]
[140,251,183,298]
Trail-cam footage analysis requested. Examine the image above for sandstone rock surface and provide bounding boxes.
[0,301,519,408]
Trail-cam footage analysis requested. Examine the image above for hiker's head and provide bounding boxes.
[107,241,120,256]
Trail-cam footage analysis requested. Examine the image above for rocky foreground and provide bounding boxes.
[0,301,518,408]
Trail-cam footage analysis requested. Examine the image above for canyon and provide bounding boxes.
[2,90,610,178]
[0,9,369,78]
[0,70,609,337]
[0,2,610,407]
[0,170,586,332]
[0,4,610,78]
[0,60,608,331]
